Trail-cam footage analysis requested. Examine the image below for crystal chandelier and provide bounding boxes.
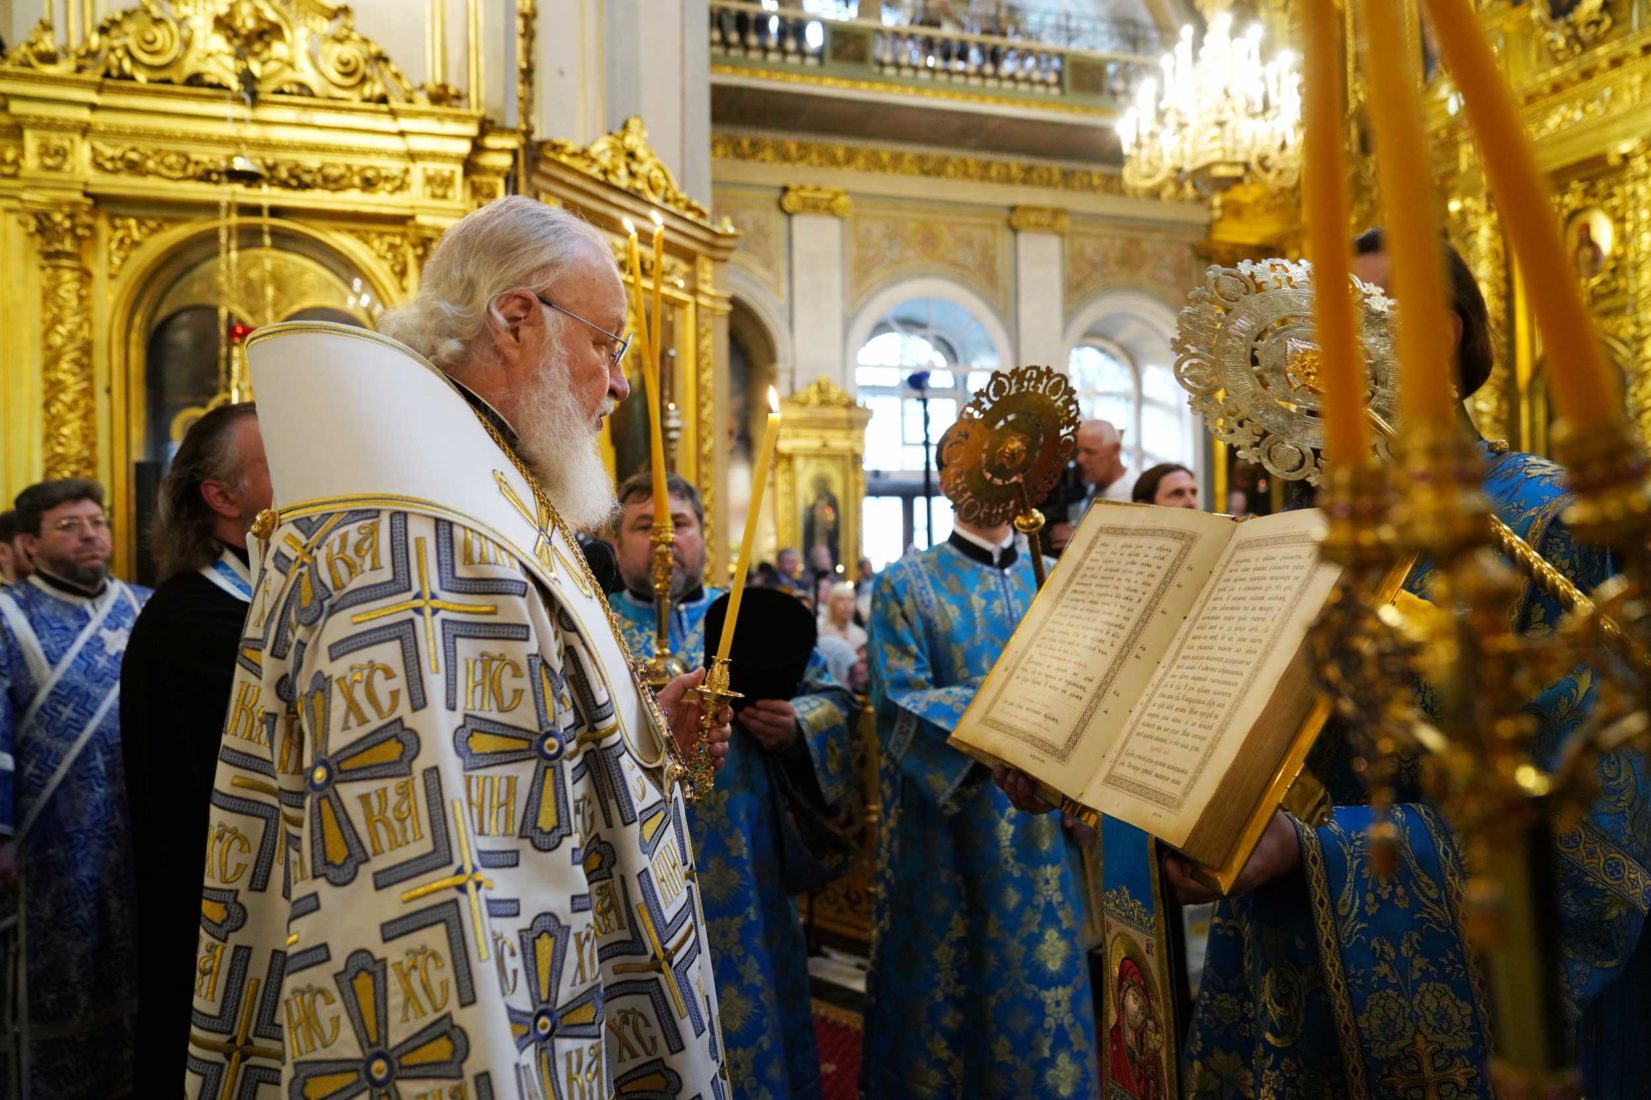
[1116,3,1302,195]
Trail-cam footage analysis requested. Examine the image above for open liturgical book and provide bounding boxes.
[951,502,1361,892]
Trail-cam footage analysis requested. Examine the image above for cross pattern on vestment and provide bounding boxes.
[495,470,558,574]
[1378,1033,1480,1100]
[612,900,695,1019]
[190,975,283,1100]
[349,536,496,674]
[401,797,495,961]
[281,515,346,611]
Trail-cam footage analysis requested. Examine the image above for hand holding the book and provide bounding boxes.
[1164,810,1300,905]
[992,767,1055,813]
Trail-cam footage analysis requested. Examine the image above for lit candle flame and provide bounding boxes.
[622,215,637,235]
[768,385,780,413]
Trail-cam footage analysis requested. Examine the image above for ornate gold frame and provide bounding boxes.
[774,376,872,570]
[0,0,519,578]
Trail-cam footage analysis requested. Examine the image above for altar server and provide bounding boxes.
[862,429,1099,1099]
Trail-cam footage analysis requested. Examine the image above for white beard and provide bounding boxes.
[513,346,619,533]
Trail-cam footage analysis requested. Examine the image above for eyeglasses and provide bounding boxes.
[533,293,632,371]
[51,516,110,535]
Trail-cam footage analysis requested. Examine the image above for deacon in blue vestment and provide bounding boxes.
[864,512,1099,1099]
[0,478,148,1099]
[1181,235,1647,1098]
[610,472,858,1100]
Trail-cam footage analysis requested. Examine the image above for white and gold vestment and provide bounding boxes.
[186,324,726,1099]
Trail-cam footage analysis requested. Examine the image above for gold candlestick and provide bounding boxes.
[688,656,742,797]
[641,521,689,690]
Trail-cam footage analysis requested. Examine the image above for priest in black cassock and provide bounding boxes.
[118,401,269,1091]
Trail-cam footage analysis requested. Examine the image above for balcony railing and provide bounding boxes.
[709,0,1158,112]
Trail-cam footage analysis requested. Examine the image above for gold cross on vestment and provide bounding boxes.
[350,537,496,673]
[400,797,494,961]
[1378,1033,1480,1100]
[190,976,283,1100]
[495,471,557,573]
[281,515,345,610]
[612,901,694,1019]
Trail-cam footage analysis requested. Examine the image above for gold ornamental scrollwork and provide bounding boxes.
[107,216,170,278]
[5,0,418,105]
[1625,148,1651,447]
[260,158,408,194]
[515,0,537,142]
[0,145,20,178]
[344,228,410,288]
[540,117,711,224]
[90,142,409,193]
[1173,258,1399,484]
[34,136,73,172]
[26,204,96,480]
[696,310,718,575]
[779,185,852,218]
[788,376,856,409]
[1008,206,1071,235]
[1531,0,1614,61]
[712,132,1128,196]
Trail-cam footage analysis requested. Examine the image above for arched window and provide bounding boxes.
[855,297,999,567]
[1065,295,1197,492]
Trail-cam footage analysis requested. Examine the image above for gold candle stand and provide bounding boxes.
[688,655,742,797]
[639,521,689,691]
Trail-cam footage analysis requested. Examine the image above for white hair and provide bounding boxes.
[379,196,615,372]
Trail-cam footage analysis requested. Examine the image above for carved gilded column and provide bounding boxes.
[1452,193,1512,442]
[1626,148,1651,446]
[26,203,96,480]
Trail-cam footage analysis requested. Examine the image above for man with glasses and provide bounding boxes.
[189,197,732,1097]
[0,477,147,1098]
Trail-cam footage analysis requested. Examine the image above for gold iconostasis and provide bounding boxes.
[5,0,1651,583]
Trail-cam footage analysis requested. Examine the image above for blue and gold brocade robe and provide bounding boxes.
[1185,445,1648,1099]
[612,586,859,1100]
[0,576,148,1099]
[864,542,1099,1099]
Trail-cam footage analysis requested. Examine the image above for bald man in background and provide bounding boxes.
[1046,418,1129,553]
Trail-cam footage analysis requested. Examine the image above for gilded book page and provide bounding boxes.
[953,503,1235,787]
[1085,509,1338,846]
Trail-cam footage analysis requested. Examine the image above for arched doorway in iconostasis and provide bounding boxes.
[115,220,393,583]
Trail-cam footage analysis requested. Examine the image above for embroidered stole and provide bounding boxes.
[0,582,140,839]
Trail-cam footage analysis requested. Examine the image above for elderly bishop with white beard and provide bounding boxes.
[184,197,733,1099]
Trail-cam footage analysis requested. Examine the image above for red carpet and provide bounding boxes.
[813,1000,863,1100]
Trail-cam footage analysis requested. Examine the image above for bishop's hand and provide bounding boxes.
[656,669,733,772]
